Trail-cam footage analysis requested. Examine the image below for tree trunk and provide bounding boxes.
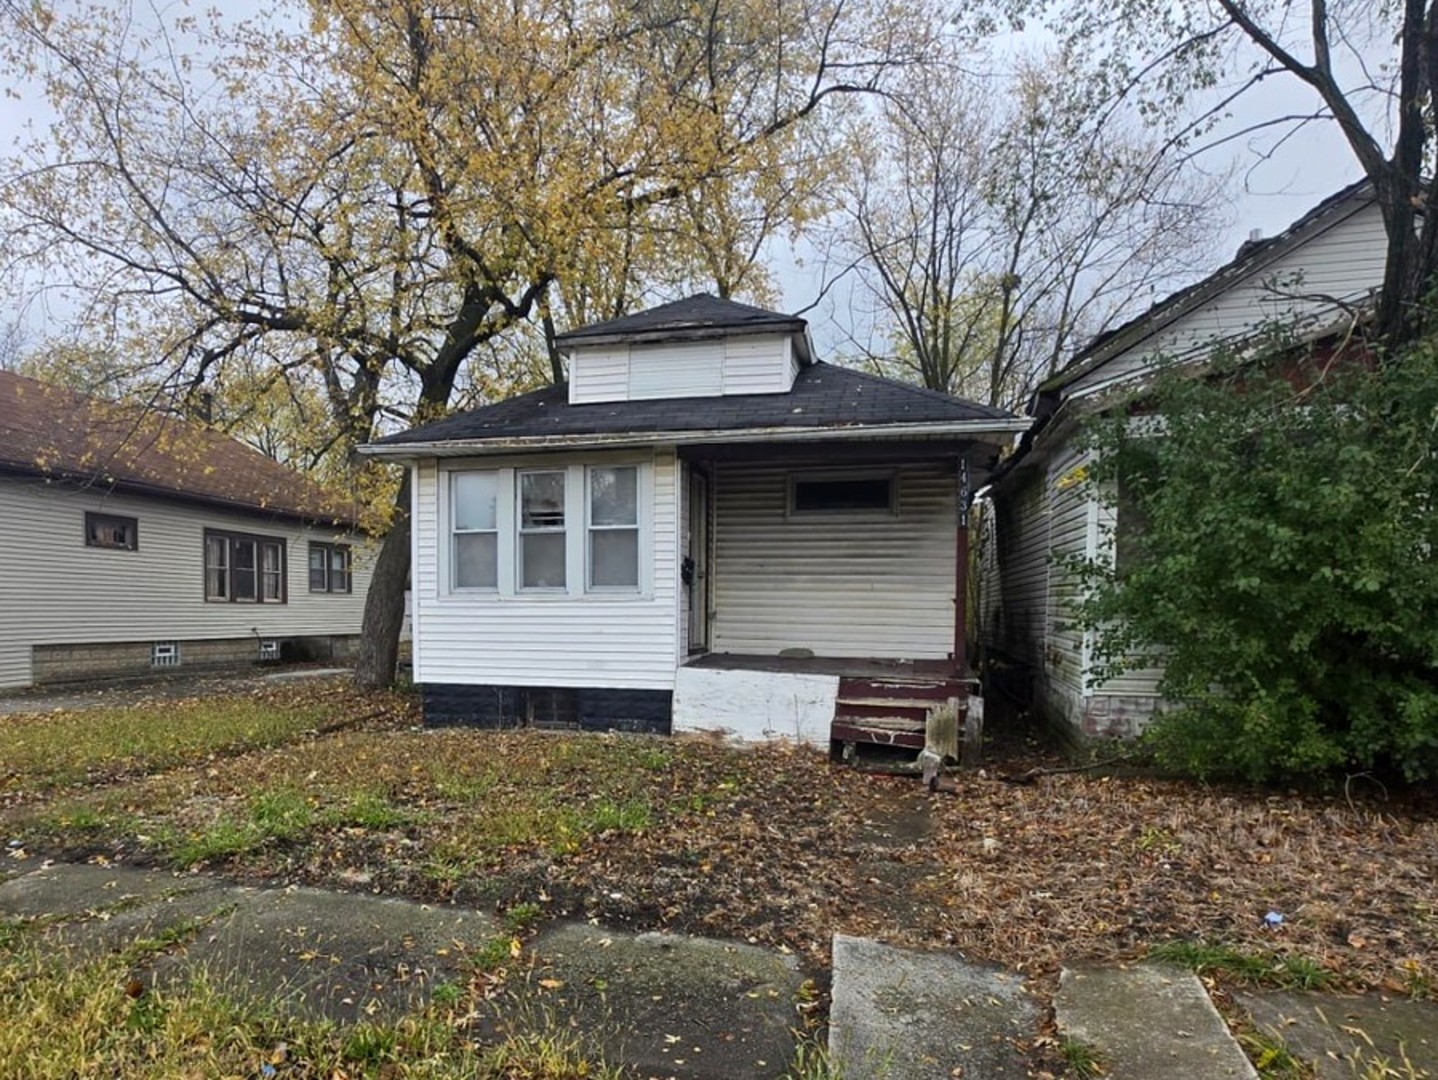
[354,470,413,689]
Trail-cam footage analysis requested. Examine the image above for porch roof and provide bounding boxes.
[363,362,1025,458]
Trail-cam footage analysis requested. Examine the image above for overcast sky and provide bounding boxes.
[0,4,1375,366]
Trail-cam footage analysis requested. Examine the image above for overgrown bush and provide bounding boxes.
[1075,338,1438,782]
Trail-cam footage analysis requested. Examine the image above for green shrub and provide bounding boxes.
[1074,338,1438,782]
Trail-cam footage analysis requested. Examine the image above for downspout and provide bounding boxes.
[953,455,971,680]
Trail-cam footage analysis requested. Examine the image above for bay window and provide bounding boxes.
[444,461,647,598]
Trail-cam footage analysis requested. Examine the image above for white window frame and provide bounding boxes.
[516,468,569,593]
[437,456,654,601]
[449,470,501,592]
[586,464,641,593]
[786,469,898,518]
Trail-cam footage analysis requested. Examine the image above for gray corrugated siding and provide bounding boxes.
[710,462,956,659]
[0,477,371,689]
[410,449,680,690]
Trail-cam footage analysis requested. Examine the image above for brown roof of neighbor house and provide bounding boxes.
[0,370,359,526]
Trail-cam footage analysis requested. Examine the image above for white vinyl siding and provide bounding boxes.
[710,461,956,659]
[568,346,630,404]
[412,449,680,691]
[565,334,796,404]
[985,447,1091,727]
[630,342,724,399]
[722,335,794,394]
[0,477,372,689]
[1071,200,1387,398]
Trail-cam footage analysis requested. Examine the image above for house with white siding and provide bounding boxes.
[981,180,1387,741]
[362,294,1026,748]
[0,371,370,689]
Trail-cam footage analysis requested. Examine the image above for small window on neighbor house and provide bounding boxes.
[790,474,895,515]
[85,512,137,551]
[308,542,353,594]
[451,471,499,589]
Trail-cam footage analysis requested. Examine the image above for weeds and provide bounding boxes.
[1149,941,1336,991]
[1059,1036,1108,1078]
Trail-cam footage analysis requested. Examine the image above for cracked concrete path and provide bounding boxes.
[0,861,804,1079]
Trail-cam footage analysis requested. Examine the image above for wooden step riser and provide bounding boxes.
[834,702,933,722]
[830,721,927,750]
[837,678,962,701]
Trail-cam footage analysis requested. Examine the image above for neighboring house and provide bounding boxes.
[0,371,370,689]
[362,294,1026,747]
[981,181,1387,741]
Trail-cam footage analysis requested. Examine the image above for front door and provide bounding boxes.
[687,470,710,652]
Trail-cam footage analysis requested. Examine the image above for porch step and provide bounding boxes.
[831,720,926,749]
[835,697,944,711]
[838,677,957,702]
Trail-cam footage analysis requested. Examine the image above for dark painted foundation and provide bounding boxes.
[421,683,672,735]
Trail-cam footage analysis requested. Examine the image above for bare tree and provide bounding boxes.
[836,50,1223,409]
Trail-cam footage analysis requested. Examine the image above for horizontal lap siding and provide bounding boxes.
[411,450,680,691]
[1074,202,1387,395]
[710,462,954,659]
[989,448,1087,694]
[722,336,791,394]
[568,347,630,404]
[0,478,372,689]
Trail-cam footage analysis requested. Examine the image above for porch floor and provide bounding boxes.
[684,652,956,681]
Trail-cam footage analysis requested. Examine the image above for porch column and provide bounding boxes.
[953,456,970,679]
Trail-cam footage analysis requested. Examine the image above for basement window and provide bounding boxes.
[151,642,180,668]
[789,473,896,516]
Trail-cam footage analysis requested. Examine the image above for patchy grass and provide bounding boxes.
[0,682,413,798]
[1058,1035,1108,1078]
[4,693,1437,1001]
[0,937,624,1079]
[1149,941,1337,991]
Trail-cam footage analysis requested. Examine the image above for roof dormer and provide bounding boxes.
[558,293,815,405]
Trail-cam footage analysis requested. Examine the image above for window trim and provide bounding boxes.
[84,511,138,551]
[586,464,641,593]
[438,457,653,602]
[308,541,354,594]
[786,470,898,518]
[204,528,287,604]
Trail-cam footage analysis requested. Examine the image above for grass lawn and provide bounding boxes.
[3,681,1437,1076]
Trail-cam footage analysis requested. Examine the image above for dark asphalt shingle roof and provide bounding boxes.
[0,370,359,525]
[554,293,804,344]
[374,362,1016,447]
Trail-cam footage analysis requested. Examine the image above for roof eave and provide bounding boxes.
[359,418,1030,459]
[555,320,807,350]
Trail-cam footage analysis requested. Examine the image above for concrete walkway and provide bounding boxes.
[4,859,1435,1079]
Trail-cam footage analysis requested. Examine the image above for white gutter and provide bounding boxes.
[358,418,1031,459]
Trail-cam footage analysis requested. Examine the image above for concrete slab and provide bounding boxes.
[165,886,500,1023]
[0,862,209,920]
[1239,990,1438,1079]
[1055,963,1258,1080]
[828,934,1038,1080]
[521,922,805,1079]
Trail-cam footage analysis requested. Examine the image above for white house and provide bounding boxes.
[981,180,1387,740]
[362,294,1026,748]
[0,371,371,689]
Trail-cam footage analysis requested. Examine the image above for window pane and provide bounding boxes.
[521,532,566,588]
[455,532,498,588]
[332,548,350,593]
[233,540,257,601]
[309,546,328,591]
[520,472,565,529]
[590,466,637,526]
[591,528,638,588]
[793,477,892,513]
[205,537,228,599]
[207,568,227,599]
[454,472,499,531]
